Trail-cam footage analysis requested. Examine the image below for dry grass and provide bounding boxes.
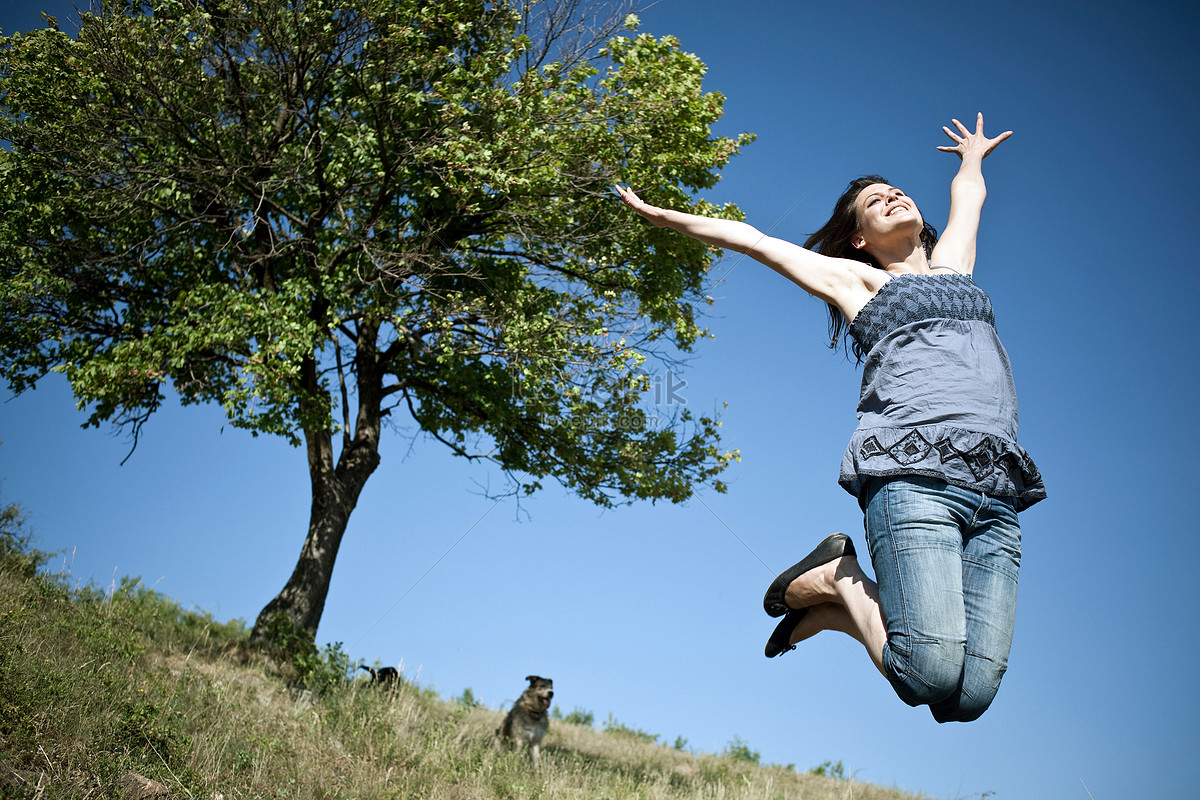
[0,532,929,800]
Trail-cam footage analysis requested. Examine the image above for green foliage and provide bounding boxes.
[673,734,689,751]
[114,695,195,779]
[601,711,658,743]
[306,641,354,694]
[260,611,351,693]
[0,499,55,579]
[0,0,748,508]
[454,686,482,708]
[722,735,761,765]
[553,705,596,727]
[808,759,849,780]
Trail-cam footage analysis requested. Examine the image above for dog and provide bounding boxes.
[359,664,400,684]
[494,675,554,769]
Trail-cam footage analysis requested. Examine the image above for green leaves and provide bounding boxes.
[0,0,750,506]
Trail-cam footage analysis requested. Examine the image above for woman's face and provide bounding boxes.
[852,183,924,251]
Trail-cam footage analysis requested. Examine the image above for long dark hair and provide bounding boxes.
[803,176,938,360]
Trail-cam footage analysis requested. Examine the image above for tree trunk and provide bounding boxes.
[248,439,378,643]
[250,341,384,645]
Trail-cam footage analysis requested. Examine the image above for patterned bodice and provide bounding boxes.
[850,273,995,354]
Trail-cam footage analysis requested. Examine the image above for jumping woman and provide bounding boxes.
[617,113,1044,722]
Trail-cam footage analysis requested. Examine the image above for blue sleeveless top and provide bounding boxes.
[839,273,1046,511]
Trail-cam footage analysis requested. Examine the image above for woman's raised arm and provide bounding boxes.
[614,186,876,316]
[929,113,1012,275]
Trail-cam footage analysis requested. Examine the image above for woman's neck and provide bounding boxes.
[880,244,931,276]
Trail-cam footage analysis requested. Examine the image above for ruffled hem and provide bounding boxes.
[839,425,1046,511]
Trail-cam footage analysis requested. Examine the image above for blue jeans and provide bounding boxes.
[863,476,1021,723]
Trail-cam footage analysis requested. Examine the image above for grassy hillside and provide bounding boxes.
[0,512,929,800]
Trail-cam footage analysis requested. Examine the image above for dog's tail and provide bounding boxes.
[359,665,378,680]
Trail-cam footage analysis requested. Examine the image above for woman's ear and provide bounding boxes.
[851,234,866,250]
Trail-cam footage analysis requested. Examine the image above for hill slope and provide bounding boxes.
[0,524,929,799]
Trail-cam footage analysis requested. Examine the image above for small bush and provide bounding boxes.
[723,735,761,764]
[553,705,596,727]
[260,611,351,693]
[0,501,54,579]
[602,712,658,743]
[809,759,849,779]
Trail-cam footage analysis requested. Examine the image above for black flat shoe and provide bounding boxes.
[762,533,856,618]
[764,608,808,658]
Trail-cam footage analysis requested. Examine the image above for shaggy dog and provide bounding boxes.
[494,675,554,769]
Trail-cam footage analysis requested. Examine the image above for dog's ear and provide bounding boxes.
[525,675,541,684]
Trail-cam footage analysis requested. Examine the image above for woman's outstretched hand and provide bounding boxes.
[937,112,1012,161]
[614,185,668,227]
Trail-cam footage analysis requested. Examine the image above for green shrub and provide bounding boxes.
[808,759,849,779]
[0,501,55,579]
[722,735,761,764]
[602,712,658,743]
[260,611,351,694]
[554,705,596,727]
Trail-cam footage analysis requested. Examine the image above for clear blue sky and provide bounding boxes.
[2,1,1198,798]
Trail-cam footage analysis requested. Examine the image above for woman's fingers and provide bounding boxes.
[938,114,1013,157]
[983,129,1014,156]
[615,185,664,225]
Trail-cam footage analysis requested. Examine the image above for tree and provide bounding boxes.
[0,0,752,644]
